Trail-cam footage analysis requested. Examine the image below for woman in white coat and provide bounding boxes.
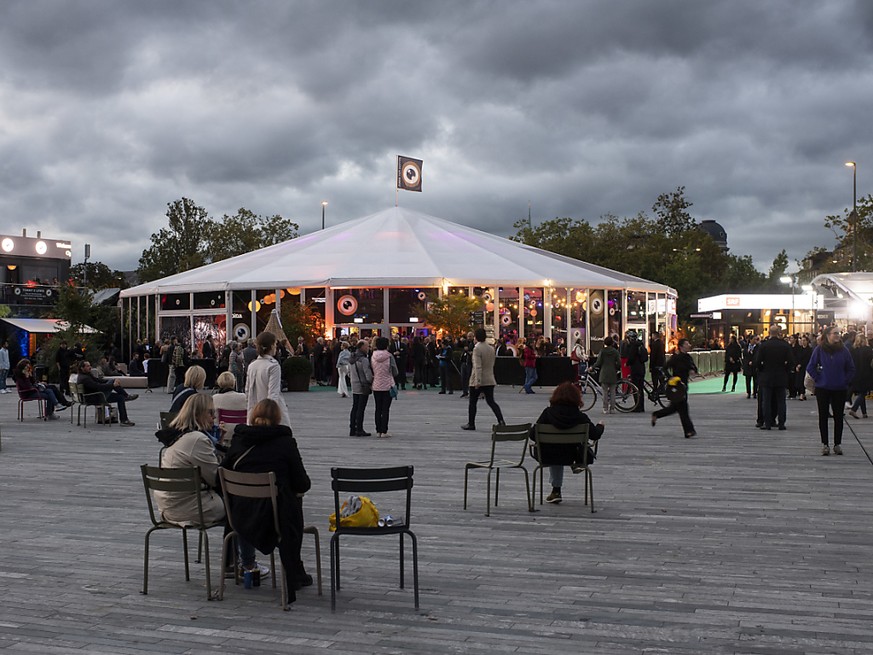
[245,332,291,427]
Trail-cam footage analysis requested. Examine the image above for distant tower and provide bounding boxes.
[698,219,728,252]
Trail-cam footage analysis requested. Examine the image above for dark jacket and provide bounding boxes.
[77,371,116,400]
[725,340,743,374]
[221,424,311,554]
[532,403,604,466]
[649,337,666,370]
[665,351,696,385]
[742,343,757,376]
[627,340,648,376]
[754,337,795,388]
[168,386,198,414]
[850,345,873,392]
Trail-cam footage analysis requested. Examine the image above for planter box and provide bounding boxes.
[286,372,311,392]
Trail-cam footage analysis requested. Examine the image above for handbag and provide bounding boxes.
[329,495,379,531]
[389,385,398,400]
[803,371,816,395]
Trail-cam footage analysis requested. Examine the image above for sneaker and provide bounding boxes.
[46,413,60,420]
[685,431,696,438]
[126,393,139,401]
[546,489,562,504]
[380,432,392,439]
[241,561,271,577]
[120,420,135,427]
[55,404,69,411]
[833,444,843,455]
[571,465,585,474]
[821,445,830,456]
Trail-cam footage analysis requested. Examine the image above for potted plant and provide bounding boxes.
[282,356,313,392]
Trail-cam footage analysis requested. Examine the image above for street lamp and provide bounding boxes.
[846,161,857,272]
[321,201,328,230]
[780,274,796,333]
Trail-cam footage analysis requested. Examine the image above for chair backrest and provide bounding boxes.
[533,423,591,467]
[217,468,280,538]
[331,466,414,528]
[159,411,178,430]
[140,464,206,527]
[490,422,532,464]
[217,408,247,425]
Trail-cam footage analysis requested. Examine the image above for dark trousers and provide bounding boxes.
[59,368,70,396]
[468,385,504,427]
[722,371,738,391]
[631,372,645,412]
[413,362,425,387]
[439,366,451,392]
[373,390,393,434]
[349,393,369,433]
[816,387,846,446]
[745,373,758,397]
[759,386,786,428]
[653,399,694,436]
[460,363,471,395]
[106,391,129,422]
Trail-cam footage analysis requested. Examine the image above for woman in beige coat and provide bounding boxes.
[153,393,225,525]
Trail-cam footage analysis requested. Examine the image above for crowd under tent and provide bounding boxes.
[118,207,677,355]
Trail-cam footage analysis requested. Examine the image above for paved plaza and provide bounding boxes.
[2,381,873,654]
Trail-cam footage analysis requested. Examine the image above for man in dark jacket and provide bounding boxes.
[649,332,666,390]
[651,339,697,438]
[626,330,648,412]
[77,361,136,426]
[753,324,795,430]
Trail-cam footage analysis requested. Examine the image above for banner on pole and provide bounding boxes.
[397,156,423,192]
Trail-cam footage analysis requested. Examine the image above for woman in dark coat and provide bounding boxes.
[222,398,312,603]
[848,334,873,419]
[722,334,742,392]
[531,381,604,504]
[793,335,813,401]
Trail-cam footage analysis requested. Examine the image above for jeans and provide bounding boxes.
[523,366,538,393]
[851,388,868,415]
[816,387,846,446]
[105,391,129,422]
[0,368,7,391]
[549,465,564,489]
[467,385,505,427]
[601,382,617,412]
[373,390,393,433]
[439,365,452,392]
[759,386,786,428]
[23,388,58,414]
[349,393,369,433]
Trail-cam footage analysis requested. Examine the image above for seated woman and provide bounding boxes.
[153,393,225,525]
[531,381,604,505]
[14,358,66,420]
[212,371,248,442]
[168,365,206,414]
[222,398,312,604]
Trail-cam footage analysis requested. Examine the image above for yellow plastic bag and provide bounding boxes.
[329,495,379,532]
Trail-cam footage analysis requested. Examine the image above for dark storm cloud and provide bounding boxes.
[0,0,871,274]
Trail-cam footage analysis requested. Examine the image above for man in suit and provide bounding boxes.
[753,324,795,430]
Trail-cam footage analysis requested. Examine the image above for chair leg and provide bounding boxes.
[407,530,420,610]
[196,530,203,564]
[329,535,338,611]
[201,529,212,600]
[142,527,157,595]
[523,469,533,512]
[399,532,405,589]
[587,470,595,513]
[463,466,469,510]
[304,526,323,596]
[279,551,288,611]
[218,531,235,600]
[485,469,492,517]
[182,528,190,581]
[494,467,500,507]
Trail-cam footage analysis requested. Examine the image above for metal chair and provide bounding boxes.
[330,466,419,610]
[464,423,533,516]
[140,465,225,600]
[159,411,178,430]
[75,382,113,428]
[531,424,595,512]
[16,384,46,421]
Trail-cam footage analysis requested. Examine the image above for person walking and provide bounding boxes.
[336,341,352,398]
[807,326,855,455]
[521,338,538,395]
[625,330,648,412]
[461,328,506,430]
[593,336,621,414]
[649,332,666,391]
[0,340,10,393]
[848,333,873,419]
[245,332,291,428]
[371,337,399,438]
[742,334,760,399]
[436,339,454,394]
[753,324,795,431]
[722,334,742,392]
[651,338,697,438]
[348,340,373,437]
[794,335,813,401]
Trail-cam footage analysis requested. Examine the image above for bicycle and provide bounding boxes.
[577,367,639,413]
[638,370,669,409]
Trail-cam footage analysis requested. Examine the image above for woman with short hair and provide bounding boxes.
[168,365,207,414]
[222,398,312,603]
[245,332,290,427]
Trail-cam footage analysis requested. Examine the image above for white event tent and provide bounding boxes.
[119,207,677,353]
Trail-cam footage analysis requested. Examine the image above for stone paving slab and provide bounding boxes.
[1,383,873,654]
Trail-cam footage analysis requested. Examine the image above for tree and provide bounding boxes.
[824,193,873,271]
[137,198,211,282]
[653,186,695,237]
[206,208,299,263]
[279,301,323,347]
[766,249,790,288]
[70,262,128,289]
[416,294,482,338]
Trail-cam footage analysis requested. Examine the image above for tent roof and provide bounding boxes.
[121,207,675,297]
[1,318,100,334]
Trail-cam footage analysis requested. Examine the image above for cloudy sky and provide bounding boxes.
[1,0,871,274]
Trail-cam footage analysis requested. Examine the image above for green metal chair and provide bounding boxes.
[463,423,533,516]
[531,424,595,512]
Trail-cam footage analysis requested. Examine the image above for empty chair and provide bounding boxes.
[140,465,225,600]
[464,423,532,516]
[330,465,419,610]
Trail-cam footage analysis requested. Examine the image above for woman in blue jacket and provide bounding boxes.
[807,327,855,455]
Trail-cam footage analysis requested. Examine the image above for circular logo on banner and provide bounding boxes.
[337,294,358,316]
[417,291,427,301]
[13,287,21,296]
[608,307,616,316]
[572,329,581,341]
[233,324,250,341]
[483,292,492,302]
[45,289,53,297]
[401,160,421,187]
[591,296,603,315]
[501,314,512,326]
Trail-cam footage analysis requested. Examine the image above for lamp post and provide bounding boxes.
[83,243,91,287]
[321,201,328,230]
[846,161,857,272]
[779,274,796,333]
